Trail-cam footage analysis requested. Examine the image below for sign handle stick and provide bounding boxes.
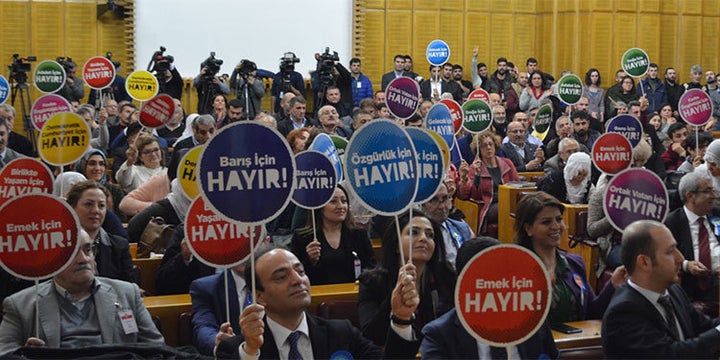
[395,215,407,277]
[311,210,318,245]
[58,167,65,198]
[34,279,40,338]
[453,136,462,163]
[250,225,256,305]
[224,268,230,325]
[408,207,413,262]
[696,127,700,161]
[638,79,645,98]
[475,134,479,159]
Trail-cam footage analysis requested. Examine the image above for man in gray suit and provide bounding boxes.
[0,229,163,355]
[0,120,25,169]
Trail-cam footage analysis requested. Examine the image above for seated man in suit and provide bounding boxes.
[216,246,420,359]
[602,220,720,358]
[421,237,559,359]
[664,171,719,314]
[498,120,545,172]
[0,120,26,169]
[0,229,164,356]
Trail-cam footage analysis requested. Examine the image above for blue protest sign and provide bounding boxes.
[198,122,296,224]
[406,127,444,203]
[426,39,451,66]
[309,133,343,183]
[345,120,418,215]
[606,114,643,148]
[0,75,8,104]
[292,150,338,209]
[425,102,455,150]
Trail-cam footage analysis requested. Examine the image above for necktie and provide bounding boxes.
[0,154,4,168]
[287,331,303,360]
[657,295,680,340]
[698,217,712,290]
[490,346,508,360]
[242,287,252,309]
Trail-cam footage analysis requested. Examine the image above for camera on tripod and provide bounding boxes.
[279,52,300,88]
[106,52,121,69]
[317,47,339,87]
[8,54,36,84]
[201,52,223,81]
[147,46,174,81]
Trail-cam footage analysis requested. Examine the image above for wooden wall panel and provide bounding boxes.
[489,14,513,65]
[412,11,440,70]
[677,16,702,84]
[464,12,492,67]
[356,10,385,87]
[638,0,660,13]
[384,10,413,69]
[701,17,720,70]
[65,2,97,62]
[362,0,384,9]
[637,15,661,62]
[512,14,536,70]
[386,0,412,10]
[660,0,678,14]
[414,0,437,11]
[31,2,65,63]
[589,13,614,83]
[702,0,720,16]
[0,1,32,69]
[615,0,637,13]
[657,15,678,73]
[439,0,462,12]
[681,0,704,15]
[439,12,464,67]
[576,13,593,75]
[612,13,637,71]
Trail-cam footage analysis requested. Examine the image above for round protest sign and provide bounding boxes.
[426,39,451,66]
[177,146,203,200]
[621,48,650,78]
[198,122,296,224]
[592,133,632,175]
[0,194,80,280]
[33,60,66,94]
[532,104,553,136]
[461,99,492,134]
[425,102,455,150]
[556,74,583,105]
[385,77,421,120]
[82,56,116,90]
[678,89,713,126]
[292,150,338,209]
[30,94,72,131]
[440,99,463,134]
[38,112,91,166]
[185,196,265,268]
[125,70,159,102]
[455,244,551,346]
[606,115,643,148]
[406,127,444,203]
[0,158,54,208]
[345,119,417,215]
[330,135,348,164]
[428,129,450,175]
[0,75,9,104]
[603,168,668,232]
[309,133,343,183]
[139,94,176,129]
[468,88,490,103]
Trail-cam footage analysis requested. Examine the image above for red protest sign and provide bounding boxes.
[139,94,176,129]
[455,245,550,346]
[468,88,490,103]
[82,56,116,90]
[0,158,54,207]
[440,99,463,134]
[0,194,79,280]
[184,196,265,268]
[591,133,632,175]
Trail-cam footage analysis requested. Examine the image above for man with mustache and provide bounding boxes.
[0,229,164,355]
[0,120,26,170]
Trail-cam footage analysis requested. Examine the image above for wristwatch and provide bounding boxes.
[390,312,415,325]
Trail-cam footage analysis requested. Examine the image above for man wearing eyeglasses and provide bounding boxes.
[174,114,216,151]
[664,171,720,314]
[0,229,164,356]
[420,182,474,271]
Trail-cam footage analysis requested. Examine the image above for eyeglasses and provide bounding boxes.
[427,196,452,205]
[691,189,715,195]
[141,147,161,156]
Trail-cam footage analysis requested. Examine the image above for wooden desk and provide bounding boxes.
[517,171,545,182]
[132,257,162,295]
[560,204,598,291]
[372,238,382,263]
[498,184,537,243]
[454,198,481,234]
[551,320,602,349]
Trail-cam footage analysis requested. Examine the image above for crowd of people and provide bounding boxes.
[1,48,720,358]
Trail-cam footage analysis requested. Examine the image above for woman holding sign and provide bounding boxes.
[456,132,519,234]
[514,192,626,325]
[115,136,168,192]
[290,185,375,285]
[358,211,455,347]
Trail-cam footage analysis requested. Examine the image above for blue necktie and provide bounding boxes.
[242,287,252,309]
[287,331,303,360]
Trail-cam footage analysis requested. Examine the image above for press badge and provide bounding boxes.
[709,215,720,236]
[118,309,138,334]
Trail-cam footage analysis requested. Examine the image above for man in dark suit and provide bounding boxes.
[173,114,216,151]
[0,104,35,157]
[602,220,720,358]
[0,120,26,169]
[498,120,544,172]
[380,54,407,91]
[420,65,463,103]
[216,247,420,359]
[276,97,318,138]
[664,171,719,311]
[421,237,559,359]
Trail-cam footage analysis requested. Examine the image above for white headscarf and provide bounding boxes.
[564,152,591,204]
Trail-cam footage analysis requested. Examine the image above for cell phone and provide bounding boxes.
[551,323,582,334]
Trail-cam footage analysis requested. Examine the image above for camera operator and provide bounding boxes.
[57,58,85,103]
[229,60,264,120]
[193,53,230,114]
[312,49,352,116]
[270,52,305,114]
[148,47,183,100]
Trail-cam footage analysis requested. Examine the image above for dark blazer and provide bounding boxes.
[0,148,25,169]
[419,79,463,103]
[215,313,419,359]
[421,309,559,359]
[155,224,215,295]
[96,229,135,283]
[276,117,318,138]
[497,141,540,172]
[664,207,720,302]
[189,270,241,356]
[172,136,196,151]
[555,252,615,322]
[602,283,720,359]
[381,71,406,91]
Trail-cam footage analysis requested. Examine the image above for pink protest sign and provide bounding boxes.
[679,89,713,126]
[30,94,72,131]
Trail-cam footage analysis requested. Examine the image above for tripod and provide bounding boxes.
[10,74,36,153]
[234,74,257,120]
[197,77,219,115]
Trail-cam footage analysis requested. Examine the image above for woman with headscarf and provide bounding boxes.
[78,149,127,221]
[538,152,592,204]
